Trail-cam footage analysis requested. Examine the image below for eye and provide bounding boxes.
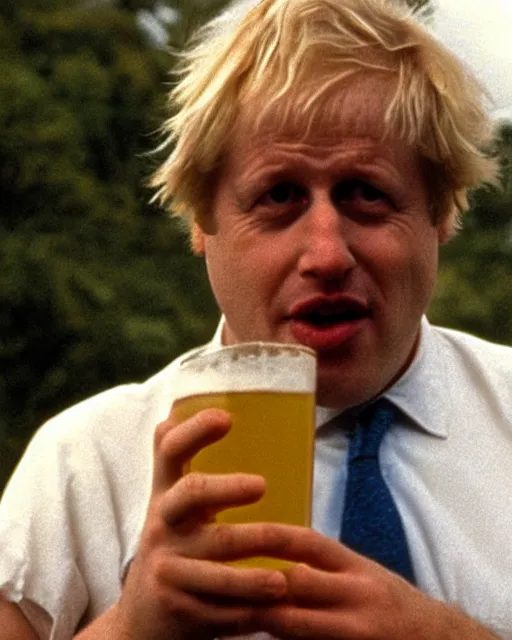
[258,182,308,207]
[358,183,386,202]
[333,179,392,212]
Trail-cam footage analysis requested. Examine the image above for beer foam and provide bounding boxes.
[176,342,316,398]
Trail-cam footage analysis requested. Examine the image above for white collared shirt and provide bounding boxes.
[1,317,511,639]
[313,318,512,640]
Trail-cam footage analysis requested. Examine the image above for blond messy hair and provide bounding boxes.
[150,0,498,237]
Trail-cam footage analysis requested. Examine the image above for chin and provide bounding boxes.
[316,378,361,410]
[315,363,385,409]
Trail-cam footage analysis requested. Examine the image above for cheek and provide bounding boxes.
[204,231,298,333]
[203,236,268,311]
[410,225,440,287]
[361,228,438,305]
[399,240,439,314]
[203,238,233,298]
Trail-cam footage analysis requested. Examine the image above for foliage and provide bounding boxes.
[429,124,512,344]
[0,1,220,490]
[402,0,433,16]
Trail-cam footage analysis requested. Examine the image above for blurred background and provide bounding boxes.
[1,0,511,491]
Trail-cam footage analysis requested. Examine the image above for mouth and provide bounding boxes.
[287,296,371,350]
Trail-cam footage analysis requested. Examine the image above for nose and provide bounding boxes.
[297,196,356,282]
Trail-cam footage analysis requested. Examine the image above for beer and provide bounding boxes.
[173,389,314,524]
[173,343,317,569]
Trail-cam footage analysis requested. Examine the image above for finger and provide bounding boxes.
[153,408,231,489]
[257,605,363,640]
[178,523,341,568]
[164,555,287,602]
[284,563,348,606]
[161,472,265,525]
[157,587,264,639]
[270,527,360,572]
[285,555,416,607]
[202,523,352,570]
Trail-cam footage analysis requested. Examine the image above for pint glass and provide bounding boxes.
[172,342,316,568]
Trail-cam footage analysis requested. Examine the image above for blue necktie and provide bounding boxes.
[340,400,416,583]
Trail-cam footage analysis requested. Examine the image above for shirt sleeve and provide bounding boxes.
[0,356,191,640]
[0,424,90,639]
[0,382,159,639]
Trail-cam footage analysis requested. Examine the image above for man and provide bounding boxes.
[1,0,511,638]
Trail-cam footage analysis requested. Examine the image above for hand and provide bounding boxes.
[113,407,293,640]
[247,530,499,640]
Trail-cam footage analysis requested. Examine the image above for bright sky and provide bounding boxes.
[432,0,512,121]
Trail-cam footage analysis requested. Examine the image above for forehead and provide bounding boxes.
[226,74,418,174]
[244,73,393,136]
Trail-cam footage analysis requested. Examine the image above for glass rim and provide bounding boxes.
[179,341,316,369]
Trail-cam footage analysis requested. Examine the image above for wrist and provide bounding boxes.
[439,603,500,640]
[73,604,131,640]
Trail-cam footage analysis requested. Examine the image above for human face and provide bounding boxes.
[196,79,444,409]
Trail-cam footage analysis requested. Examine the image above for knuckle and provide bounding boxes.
[197,407,230,424]
[344,616,375,640]
[153,419,171,451]
[212,524,238,556]
[181,472,208,498]
[217,569,238,593]
[286,561,310,584]
[198,409,233,439]
[145,555,192,617]
[231,610,263,636]
[260,523,292,552]
[139,503,174,547]
[279,610,314,638]
[149,549,171,586]
[211,609,257,638]
[361,565,393,602]
[301,528,325,552]
[256,570,287,597]
[143,509,169,547]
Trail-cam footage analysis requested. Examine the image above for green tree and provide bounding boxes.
[0,2,219,490]
[429,123,512,344]
[403,0,432,14]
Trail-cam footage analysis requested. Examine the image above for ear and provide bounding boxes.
[437,216,454,245]
[191,222,206,255]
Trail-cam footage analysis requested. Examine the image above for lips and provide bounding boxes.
[287,295,371,350]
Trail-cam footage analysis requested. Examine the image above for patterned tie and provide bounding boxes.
[340,399,416,583]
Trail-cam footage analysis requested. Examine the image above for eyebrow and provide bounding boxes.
[236,139,386,176]
[236,153,402,197]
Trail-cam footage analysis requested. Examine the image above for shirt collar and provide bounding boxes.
[317,318,450,438]
[209,315,449,438]
[211,320,225,347]
[383,316,450,438]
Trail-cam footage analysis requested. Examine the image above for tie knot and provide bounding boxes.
[348,399,395,461]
